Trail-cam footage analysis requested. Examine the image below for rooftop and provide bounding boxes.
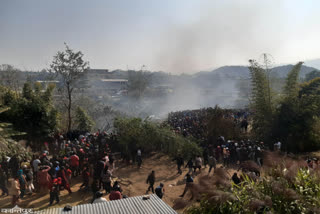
[101,79,128,82]
[37,194,177,214]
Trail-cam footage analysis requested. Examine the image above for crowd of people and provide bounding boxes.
[167,108,250,139]
[0,131,130,206]
[0,109,273,208]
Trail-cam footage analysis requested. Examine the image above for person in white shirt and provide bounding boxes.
[32,157,41,173]
[93,191,108,204]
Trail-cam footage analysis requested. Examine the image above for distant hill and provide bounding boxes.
[192,64,317,81]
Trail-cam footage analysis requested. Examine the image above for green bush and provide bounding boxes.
[114,117,202,160]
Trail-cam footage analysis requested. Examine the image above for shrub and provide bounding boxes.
[114,117,202,160]
[184,152,320,214]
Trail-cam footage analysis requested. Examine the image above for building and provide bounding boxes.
[37,194,177,214]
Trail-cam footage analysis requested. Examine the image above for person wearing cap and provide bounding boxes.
[93,191,107,204]
[155,183,165,199]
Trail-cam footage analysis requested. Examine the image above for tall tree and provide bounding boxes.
[283,62,303,98]
[1,83,59,149]
[74,106,94,132]
[248,59,274,141]
[50,44,89,131]
[0,64,21,93]
[127,69,152,99]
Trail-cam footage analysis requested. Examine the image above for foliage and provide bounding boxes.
[206,106,242,143]
[74,106,94,132]
[185,153,320,214]
[249,59,320,152]
[50,43,89,131]
[114,117,202,160]
[0,82,58,148]
[0,64,21,93]
[127,70,152,99]
[248,59,275,142]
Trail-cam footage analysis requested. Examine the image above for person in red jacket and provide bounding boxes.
[69,153,79,177]
[57,166,72,194]
[79,166,90,191]
[109,189,122,201]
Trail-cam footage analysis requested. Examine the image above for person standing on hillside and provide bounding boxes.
[208,155,217,174]
[194,156,202,173]
[155,183,165,199]
[137,149,142,168]
[49,178,61,206]
[146,170,155,194]
[0,167,8,196]
[175,156,184,175]
[69,152,79,177]
[185,158,194,175]
[9,175,20,206]
[101,166,112,194]
[179,173,194,198]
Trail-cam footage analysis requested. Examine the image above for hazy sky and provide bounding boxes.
[1,0,320,73]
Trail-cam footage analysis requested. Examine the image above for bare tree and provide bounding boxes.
[0,64,21,93]
[127,66,152,99]
[50,43,89,131]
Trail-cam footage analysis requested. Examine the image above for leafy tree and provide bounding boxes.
[2,83,59,149]
[22,82,34,100]
[114,117,202,161]
[283,62,303,98]
[74,106,94,132]
[248,59,275,142]
[127,70,152,99]
[249,59,320,152]
[50,43,89,131]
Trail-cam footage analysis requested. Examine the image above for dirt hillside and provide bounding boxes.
[0,153,229,213]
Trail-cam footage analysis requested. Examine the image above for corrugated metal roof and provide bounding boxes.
[101,79,128,82]
[36,194,177,214]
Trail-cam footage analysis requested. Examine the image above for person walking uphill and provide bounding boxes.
[146,171,155,194]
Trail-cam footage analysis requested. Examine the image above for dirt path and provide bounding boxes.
[0,154,233,212]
